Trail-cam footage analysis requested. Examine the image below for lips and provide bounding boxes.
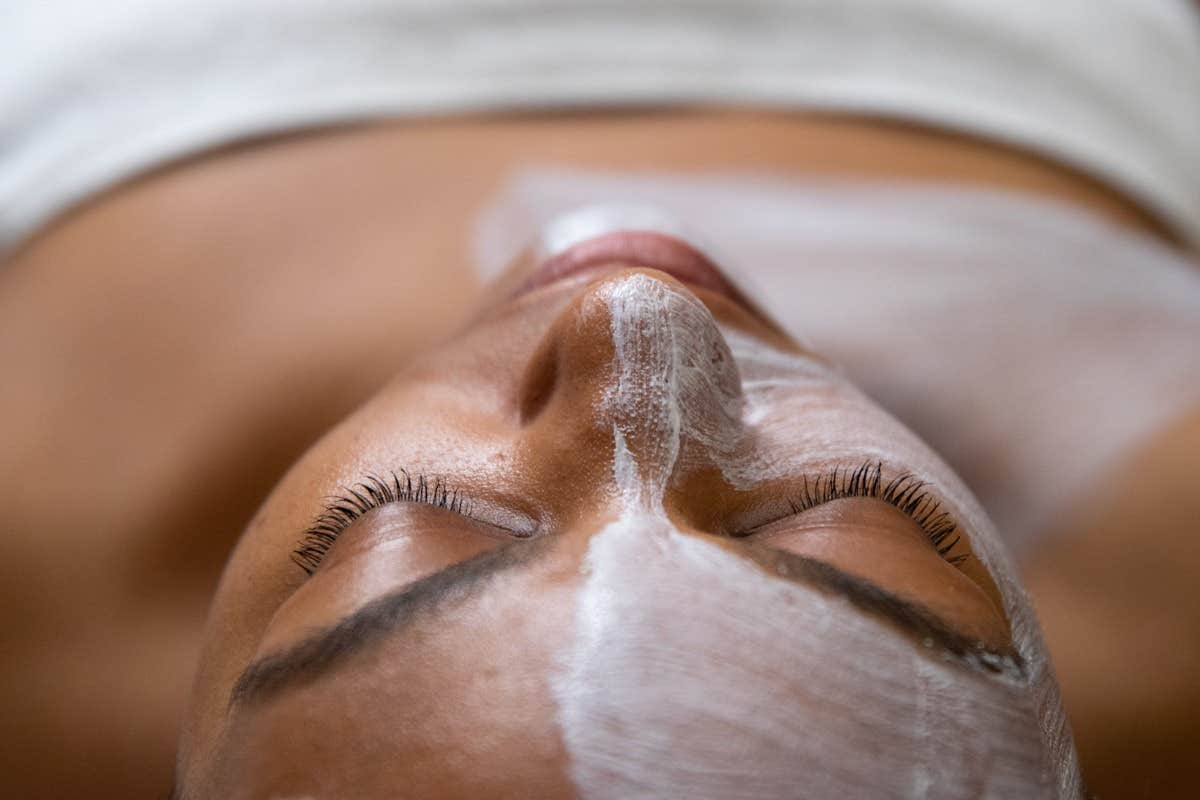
[515,230,751,307]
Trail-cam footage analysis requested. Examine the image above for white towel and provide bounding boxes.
[2,0,1198,255]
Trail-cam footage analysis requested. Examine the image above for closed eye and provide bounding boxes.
[736,460,968,567]
[291,471,476,575]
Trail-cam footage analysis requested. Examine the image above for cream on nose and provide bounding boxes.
[515,269,745,512]
[601,273,744,507]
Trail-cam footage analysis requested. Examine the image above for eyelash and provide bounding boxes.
[291,471,471,575]
[291,462,966,573]
[779,460,968,566]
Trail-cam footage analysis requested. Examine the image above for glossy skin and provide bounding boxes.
[3,111,1196,799]
[178,249,1031,796]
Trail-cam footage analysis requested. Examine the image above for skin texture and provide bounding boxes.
[0,110,1195,798]
[176,250,1064,796]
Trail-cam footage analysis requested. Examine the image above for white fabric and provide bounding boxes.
[2,0,1199,255]
[475,168,1200,553]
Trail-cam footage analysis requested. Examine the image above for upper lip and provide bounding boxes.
[513,230,772,323]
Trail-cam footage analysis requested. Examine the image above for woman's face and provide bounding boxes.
[178,216,1077,798]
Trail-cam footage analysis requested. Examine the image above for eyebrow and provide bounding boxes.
[231,531,1024,708]
[231,538,553,707]
[739,541,1025,677]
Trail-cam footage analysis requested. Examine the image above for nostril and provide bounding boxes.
[518,335,559,425]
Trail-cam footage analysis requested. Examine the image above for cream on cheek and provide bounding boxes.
[552,274,1074,798]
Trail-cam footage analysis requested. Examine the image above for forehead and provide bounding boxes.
[556,516,1050,798]
[216,528,1047,798]
[215,549,578,798]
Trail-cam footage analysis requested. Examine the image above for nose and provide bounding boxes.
[518,270,744,509]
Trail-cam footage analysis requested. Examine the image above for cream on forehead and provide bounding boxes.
[552,273,1079,797]
[725,331,1080,796]
[555,514,1053,798]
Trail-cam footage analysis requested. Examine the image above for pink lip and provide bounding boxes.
[515,231,745,303]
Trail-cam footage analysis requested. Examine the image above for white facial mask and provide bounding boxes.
[556,513,1053,799]
[547,244,1079,798]
[601,273,744,505]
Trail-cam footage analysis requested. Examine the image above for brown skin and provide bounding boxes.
[1023,407,1200,799]
[182,266,1011,796]
[0,110,1194,798]
[215,544,580,800]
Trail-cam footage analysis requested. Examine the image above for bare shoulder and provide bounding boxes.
[1024,406,1200,800]
[0,124,484,796]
